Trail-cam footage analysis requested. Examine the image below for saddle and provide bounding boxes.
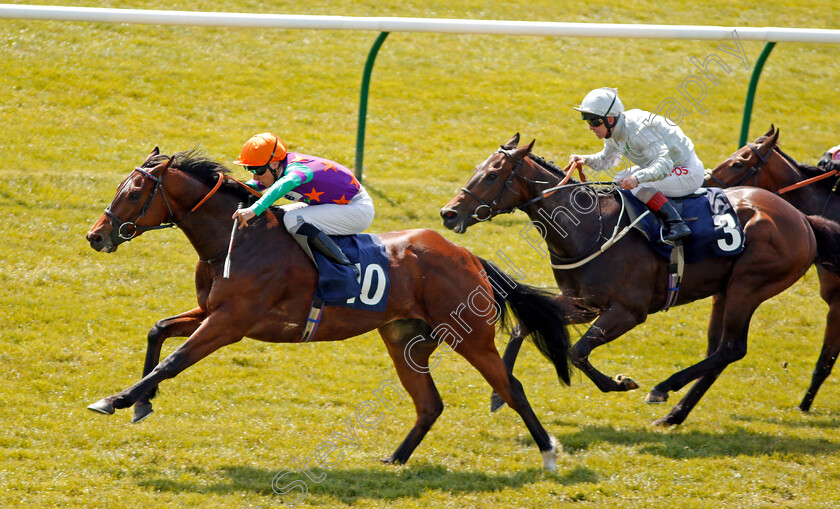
[620,188,745,263]
[299,233,390,343]
[310,233,390,312]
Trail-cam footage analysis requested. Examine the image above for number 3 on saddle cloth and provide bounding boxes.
[300,234,391,342]
[620,188,745,309]
[620,188,745,262]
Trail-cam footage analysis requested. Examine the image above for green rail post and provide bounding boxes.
[739,41,776,148]
[354,31,390,181]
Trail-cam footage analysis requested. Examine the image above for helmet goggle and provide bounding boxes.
[581,112,604,127]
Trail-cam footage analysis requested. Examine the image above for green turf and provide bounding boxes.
[2,1,840,507]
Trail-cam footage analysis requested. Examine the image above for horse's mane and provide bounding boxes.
[150,148,257,203]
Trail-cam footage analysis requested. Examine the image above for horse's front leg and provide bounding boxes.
[648,294,726,426]
[570,304,642,392]
[132,307,207,423]
[646,294,752,424]
[88,312,245,418]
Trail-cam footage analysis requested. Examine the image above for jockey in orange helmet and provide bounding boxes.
[231,133,374,275]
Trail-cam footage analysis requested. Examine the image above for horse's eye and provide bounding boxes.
[485,171,499,181]
[732,162,744,170]
[129,191,142,200]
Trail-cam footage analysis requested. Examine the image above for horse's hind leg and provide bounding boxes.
[378,319,444,465]
[133,307,206,423]
[800,266,840,412]
[457,332,558,471]
[491,323,526,412]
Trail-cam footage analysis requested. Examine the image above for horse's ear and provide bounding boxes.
[766,126,780,148]
[513,139,536,159]
[504,133,520,149]
[526,138,535,154]
[142,147,160,166]
[761,124,775,138]
[150,154,173,177]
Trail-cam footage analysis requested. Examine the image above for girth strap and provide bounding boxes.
[663,241,684,311]
[298,298,325,343]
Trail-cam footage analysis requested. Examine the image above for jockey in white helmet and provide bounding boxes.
[569,87,705,242]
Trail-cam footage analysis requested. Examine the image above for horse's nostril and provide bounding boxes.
[440,209,456,220]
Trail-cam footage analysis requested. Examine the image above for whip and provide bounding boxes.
[223,203,243,279]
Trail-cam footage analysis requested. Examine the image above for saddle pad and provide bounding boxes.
[619,188,745,263]
[312,233,390,312]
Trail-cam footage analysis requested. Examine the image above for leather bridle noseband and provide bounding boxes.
[459,147,549,221]
[459,148,613,265]
[103,161,223,244]
[706,143,772,188]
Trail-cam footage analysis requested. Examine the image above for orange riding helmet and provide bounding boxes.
[233,133,287,167]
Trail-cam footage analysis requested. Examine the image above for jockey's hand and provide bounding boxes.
[569,155,587,165]
[619,175,639,190]
[232,208,256,229]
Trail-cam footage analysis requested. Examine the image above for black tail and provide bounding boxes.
[478,258,573,385]
[807,216,840,274]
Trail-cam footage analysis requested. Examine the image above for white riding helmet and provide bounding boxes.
[574,87,624,118]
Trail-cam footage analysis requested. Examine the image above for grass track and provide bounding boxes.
[2,1,840,507]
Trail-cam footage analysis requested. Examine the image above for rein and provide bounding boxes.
[776,169,839,195]
[104,163,228,241]
[708,143,840,200]
[550,191,650,269]
[460,148,629,268]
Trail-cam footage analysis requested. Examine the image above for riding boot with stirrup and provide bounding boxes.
[292,222,360,278]
[645,191,691,242]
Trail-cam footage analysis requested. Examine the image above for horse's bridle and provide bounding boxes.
[103,162,223,243]
[459,147,548,221]
[706,143,772,188]
[459,148,610,265]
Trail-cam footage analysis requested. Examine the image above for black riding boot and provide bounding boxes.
[293,222,360,277]
[651,198,691,242]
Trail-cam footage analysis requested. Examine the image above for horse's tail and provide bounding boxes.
[807,215,840,274]
[478,258,573,385]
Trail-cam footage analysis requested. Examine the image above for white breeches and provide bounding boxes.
[616,153,706,198]
[281,186,375,235]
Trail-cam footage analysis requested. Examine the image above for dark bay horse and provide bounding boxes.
[440,133,840,426]
[84,148,575,470]
[706,125,840,411]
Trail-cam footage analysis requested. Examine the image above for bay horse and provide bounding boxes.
[84,147,575,470]
[706,125,840,411]
[439,133,840,426]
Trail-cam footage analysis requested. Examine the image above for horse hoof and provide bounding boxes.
[541,436,558,472]
[87,399,115,415]
[652,416,677,428]
[490,392,507,413]
[645,389,669,403]
[615,375,639,391]
[132,403,153,423]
